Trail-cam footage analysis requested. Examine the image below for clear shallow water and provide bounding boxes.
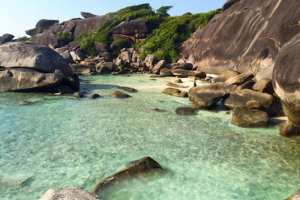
[0,75,299,200]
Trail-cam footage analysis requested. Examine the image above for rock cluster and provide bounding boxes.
[188,70,282,127]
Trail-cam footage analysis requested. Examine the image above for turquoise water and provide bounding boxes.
[0,75,299,200]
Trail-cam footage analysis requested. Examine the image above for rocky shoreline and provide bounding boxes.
[1,0,300,199]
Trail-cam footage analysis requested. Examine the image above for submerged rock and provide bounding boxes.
[39,187,103,200]
[285,188,300,200]
[175,107,198,115]
[110,91,131,98]
[117,86,137,93]
[93,157,165,193]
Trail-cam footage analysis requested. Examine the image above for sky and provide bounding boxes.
[0,0,225,38]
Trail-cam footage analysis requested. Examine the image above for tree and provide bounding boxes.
[156,6,173,17]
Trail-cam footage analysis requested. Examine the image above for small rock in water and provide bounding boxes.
[88,94,101,99]
[21,101,35,105]
[117,86,137,93]
[73,92,84,98]
[175,107,198,115]
[110,91,131,98]
[152,108,167,112]
[149,75,165,78]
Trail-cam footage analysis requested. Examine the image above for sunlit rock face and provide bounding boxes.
[181,0,300,78]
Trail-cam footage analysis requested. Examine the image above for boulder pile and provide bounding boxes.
[0,42,79,93]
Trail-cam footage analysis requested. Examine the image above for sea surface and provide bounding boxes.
[0,75,299,200]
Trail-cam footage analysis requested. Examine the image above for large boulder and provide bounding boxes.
[181,0,300,75]
[31,30,62,49]
[253,78,274,94]
[93,157,164,193]
[0,34,14,45]
[109,19,150,37]
[152,60,166,74]
[25,28,37,36]
[49,20,78,35]
[171,69,206,78]
[28,19,59,35]
[145,54,156,70]
[213,71,240,83]
[95,62,118,74]
[94,41,109,52]
[74,15,118,37]
[160,68,173,76]
[285,189,300,200]
[224,72,254,86]
[0,68,63,92]
[222,89,273,110]
[189,84,226,108]
[0,42,73,77]
[273,32,300,126]
[231,107,269,127]
[170,63,193,70]
[39,187,103,200]
[81,11,97,18]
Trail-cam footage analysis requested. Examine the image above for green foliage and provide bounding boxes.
[76,2,220,61]
[56,31,73,45]
[79,6,155,56]
[17,36,30,41]
[134,9,221,63]
[156,6,173,17]
[107,4,152,15]
[111,39,132,56]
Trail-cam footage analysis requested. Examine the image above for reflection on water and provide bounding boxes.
[0,75,299,200]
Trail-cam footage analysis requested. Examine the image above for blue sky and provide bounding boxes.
[0,0,225,38]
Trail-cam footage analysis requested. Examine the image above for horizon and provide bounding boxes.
[0,0,225,38]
